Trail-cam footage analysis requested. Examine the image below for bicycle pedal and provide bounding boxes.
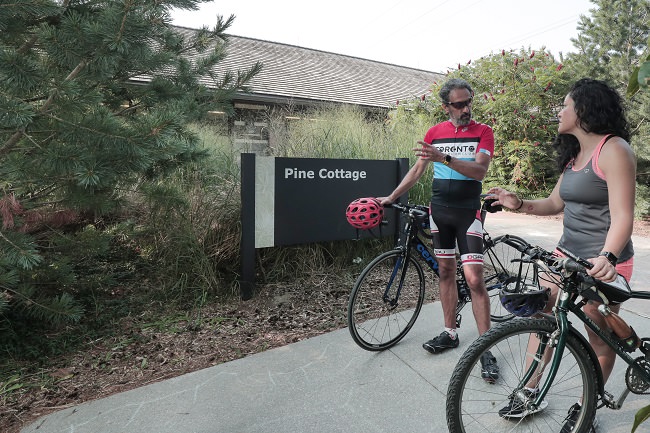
[456,314,462,328]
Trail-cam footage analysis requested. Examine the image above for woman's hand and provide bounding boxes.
[587,255,618,282]
[486,187,523,211]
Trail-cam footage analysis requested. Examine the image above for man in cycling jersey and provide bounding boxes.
[379,77,498,382]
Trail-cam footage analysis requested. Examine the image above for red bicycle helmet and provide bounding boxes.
[346,197,384,229]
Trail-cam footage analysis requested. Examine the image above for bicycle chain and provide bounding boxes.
[626,356,650,394]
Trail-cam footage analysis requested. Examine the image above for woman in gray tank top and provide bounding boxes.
[487,78,635,432]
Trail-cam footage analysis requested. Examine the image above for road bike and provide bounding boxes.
[446,237,650,433]
[347,199,533,351]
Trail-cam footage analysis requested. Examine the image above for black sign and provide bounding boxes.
[273,157,404,246]
[240,154,408,299]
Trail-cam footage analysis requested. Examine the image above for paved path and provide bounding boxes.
[21,212,650,433]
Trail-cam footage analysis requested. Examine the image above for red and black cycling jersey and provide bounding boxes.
[424,120,494,209]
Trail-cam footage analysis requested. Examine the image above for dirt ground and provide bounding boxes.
[1,275,354,433]
[3,219,650,433]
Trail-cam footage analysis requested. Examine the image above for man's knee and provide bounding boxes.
[463,265,484,288]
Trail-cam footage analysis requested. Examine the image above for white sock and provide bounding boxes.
[445,328,457,339]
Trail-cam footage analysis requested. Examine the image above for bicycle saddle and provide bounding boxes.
[581,274,632,304]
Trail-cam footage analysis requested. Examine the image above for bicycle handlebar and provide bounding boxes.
[387,196,501,219]
[499,235,595,282]
[385,202,429,220]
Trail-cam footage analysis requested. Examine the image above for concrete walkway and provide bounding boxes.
[21,212,650,433]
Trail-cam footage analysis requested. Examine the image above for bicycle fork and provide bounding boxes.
[521,311,650,413]
[511,306,572,412]
[531,312,571,409]
[383,251,410,309]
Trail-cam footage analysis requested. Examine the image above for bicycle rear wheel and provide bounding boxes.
[446,318,599,433]
[347,249,426,351]
[484,235,534,322]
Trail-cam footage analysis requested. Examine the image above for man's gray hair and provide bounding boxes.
[439,78,473,103]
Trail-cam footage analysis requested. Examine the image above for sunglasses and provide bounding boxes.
[445,98,473,109]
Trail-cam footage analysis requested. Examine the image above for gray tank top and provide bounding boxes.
[558,135,634,262]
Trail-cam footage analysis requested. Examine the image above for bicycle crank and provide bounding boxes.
[625,357,650,394]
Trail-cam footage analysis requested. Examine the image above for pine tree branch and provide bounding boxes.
[1,59,87,158]
[16,35,38,56]
[1,285,82,323]
[47,112,131,141]
[14,0,69,55]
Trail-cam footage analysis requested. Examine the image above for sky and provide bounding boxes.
[171,0,597,73]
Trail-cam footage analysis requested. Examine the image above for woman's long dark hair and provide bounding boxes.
[553,78,630,172]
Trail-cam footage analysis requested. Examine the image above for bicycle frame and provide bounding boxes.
[390,203,508,309]
[411,233,441,275]
[521,265,650,411]
[381,207,439,306]
[397,204,491,276]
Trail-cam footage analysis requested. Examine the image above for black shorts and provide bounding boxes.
[429,203,483,265]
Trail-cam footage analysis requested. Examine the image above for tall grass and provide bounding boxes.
[123,106,440,305]
[137,105,434,301]
[133,122,244,301]
[268,104,433,204]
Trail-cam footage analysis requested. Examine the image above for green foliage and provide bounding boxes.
[133,123,243,299]
[389,47,572,198]
[269,104,421,160]
[628,35,650,96]
[0,1,260,343]
[0,374,24,398]
[569,0,650,86]
[567,0,650,215]
[633,404,650,433]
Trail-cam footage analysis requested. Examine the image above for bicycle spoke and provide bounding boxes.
[348,251,426,350]
[447,319,598,433]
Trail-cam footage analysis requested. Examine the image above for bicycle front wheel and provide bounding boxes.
[446,318,599,433]
[484,235,534,322]
[347,249,426,351]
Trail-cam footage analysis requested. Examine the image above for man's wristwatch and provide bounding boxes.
[443,154,452,165]
[599,251,618,266]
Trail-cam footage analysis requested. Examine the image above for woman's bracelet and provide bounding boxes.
[514,197,524,211]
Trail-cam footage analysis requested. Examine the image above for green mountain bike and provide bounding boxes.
[446,237,650,433]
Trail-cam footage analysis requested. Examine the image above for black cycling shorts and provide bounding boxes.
[429,203,483,265]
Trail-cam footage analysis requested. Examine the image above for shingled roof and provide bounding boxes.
[173,26,444,110]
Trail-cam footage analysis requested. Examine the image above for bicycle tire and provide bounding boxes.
[484,234,534,322]
[347,249,426,351]
[446,318,599,433]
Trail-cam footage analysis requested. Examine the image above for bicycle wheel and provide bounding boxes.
[347,249,426,351]
[447,318,599,433]
[484,235,534,322]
